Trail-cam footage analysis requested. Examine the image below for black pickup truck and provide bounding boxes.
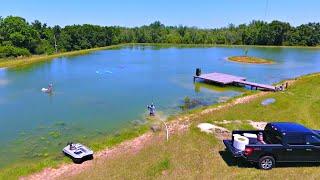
[223,122,320,170]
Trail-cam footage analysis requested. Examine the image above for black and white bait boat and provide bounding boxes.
[63,142,93,163]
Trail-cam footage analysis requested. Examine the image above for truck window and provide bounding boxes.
[306,135,320,145]
[286,135,306,145]
[264,124,282,144]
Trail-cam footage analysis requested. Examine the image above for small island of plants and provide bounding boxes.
[228,56,274,64]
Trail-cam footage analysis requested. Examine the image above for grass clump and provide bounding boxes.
[147,157,170,177]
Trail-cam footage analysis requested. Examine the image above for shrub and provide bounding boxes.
[0,45,31,58]
[35,40,55,55]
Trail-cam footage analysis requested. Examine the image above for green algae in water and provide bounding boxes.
[48,131,61,138]
[54,121,66,127]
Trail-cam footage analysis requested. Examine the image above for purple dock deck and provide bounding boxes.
[195,72,246,85]
[194,72,275,91]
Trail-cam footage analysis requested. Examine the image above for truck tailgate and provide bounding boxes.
[223,140,244,157]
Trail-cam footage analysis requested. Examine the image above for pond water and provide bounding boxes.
[1,45,320,168]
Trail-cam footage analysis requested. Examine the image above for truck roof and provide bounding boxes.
[270,122,313,133]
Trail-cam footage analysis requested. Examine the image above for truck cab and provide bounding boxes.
[223,122,320,170]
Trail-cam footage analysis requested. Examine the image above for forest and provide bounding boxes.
[1,16,320,58]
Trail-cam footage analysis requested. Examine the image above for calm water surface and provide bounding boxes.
[1,46,320,167]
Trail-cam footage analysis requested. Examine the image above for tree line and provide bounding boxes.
[1,16,320,58]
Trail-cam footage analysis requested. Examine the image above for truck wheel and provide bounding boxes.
[258,156,275,170]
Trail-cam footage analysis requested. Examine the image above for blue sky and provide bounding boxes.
[1,0,319,28]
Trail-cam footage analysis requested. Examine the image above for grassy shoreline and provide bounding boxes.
[0,44,129,68]
[1,43,320,68]
[70,72,320,179]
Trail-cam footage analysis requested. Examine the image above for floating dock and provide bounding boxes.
[194,72,276,91]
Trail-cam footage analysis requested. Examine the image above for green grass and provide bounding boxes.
[147,157,171,177]
[70,126,218,180]
[70,73,320,179]
[0,44,128,68]
[228,56,274,64]
[200,73,320,128]
[0,158,69,180]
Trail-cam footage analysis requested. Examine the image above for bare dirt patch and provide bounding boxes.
[247,120,267,130]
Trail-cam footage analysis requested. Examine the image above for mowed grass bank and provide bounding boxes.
[71,73,320,179]
[0,44,128,68]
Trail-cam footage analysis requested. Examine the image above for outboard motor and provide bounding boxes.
[195,68,201,76]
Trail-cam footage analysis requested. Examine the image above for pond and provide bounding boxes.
[1,45,320,168]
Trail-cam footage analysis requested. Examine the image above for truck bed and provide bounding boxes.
[223,140,244,157]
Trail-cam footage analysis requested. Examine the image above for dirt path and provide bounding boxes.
[22,88,276,180]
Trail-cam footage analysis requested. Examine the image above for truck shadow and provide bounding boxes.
[219,151,254,168]
[219,150,320,169]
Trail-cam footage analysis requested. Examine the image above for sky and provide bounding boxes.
[1,0,320,28]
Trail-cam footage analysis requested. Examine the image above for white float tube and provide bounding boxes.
[243,133,258,139]
[233,135,249,151]
[41,87,52,93]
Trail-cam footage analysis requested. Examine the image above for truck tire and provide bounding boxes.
[258,156,275,170]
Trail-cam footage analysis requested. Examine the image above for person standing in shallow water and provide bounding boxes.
[147,103,156,116]
[48,83,53,91]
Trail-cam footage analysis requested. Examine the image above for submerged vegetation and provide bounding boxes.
[228,56,274,64]
[0,123,149,180]
[1,15,320,60]
[179,96,201,110]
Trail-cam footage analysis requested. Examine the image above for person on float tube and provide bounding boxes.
[47,83,53,93]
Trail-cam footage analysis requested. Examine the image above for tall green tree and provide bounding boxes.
[1,15,320,58]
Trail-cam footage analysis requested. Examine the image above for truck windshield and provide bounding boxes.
[264,124,282,144]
